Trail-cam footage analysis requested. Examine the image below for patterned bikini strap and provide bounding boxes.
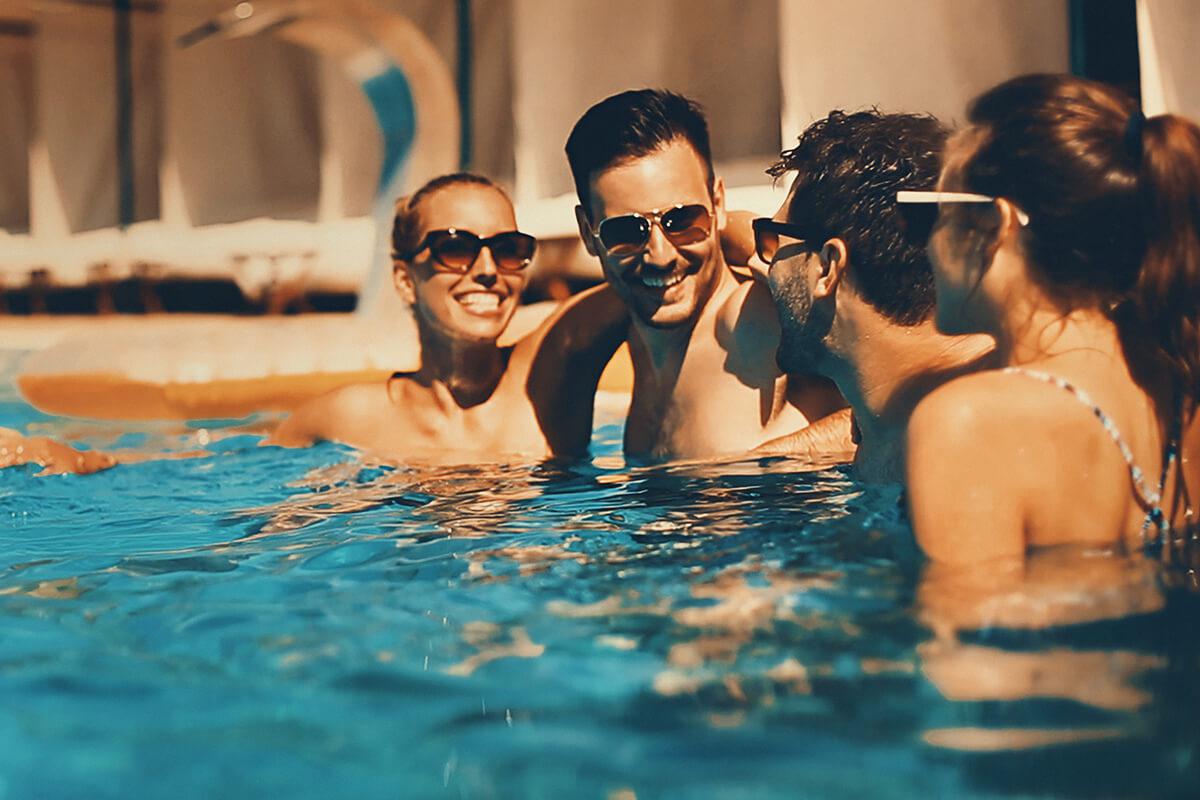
[1000,367,1165,512]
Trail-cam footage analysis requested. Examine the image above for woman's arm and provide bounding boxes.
[264,385,370,448]
[0,427,116,475]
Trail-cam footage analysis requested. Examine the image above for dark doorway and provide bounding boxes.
[1069,0,1142,102]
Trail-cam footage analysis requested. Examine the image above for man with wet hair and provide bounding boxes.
[758,109,994,480]
[566,89,845,460]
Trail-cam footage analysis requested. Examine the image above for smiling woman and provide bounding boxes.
[267,172,628,463]
[391,174,534,345]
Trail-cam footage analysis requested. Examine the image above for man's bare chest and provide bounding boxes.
[625,357,786,459]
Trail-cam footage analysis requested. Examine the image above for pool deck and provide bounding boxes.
[2,311,635,419]
[1,313,175,351]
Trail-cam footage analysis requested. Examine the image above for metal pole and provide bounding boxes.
[114,0,135,227]
[455,0,472,170]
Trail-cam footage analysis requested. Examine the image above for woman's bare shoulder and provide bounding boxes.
[906,372,1038,563]
[268,381,391,447]
[910,369,1065,443]
[906,369,1070,511]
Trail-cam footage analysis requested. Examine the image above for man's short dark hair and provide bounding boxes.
[769,109,948,326]
[566,89,714,216]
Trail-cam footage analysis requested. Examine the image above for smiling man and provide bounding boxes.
[566,90,844,460]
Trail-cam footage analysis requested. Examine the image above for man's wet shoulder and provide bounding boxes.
[716,277,781,351]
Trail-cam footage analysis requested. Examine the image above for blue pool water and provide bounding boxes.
[1,351,1197,799]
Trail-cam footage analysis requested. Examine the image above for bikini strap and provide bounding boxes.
[1001,367,1166,515]
[1148,389,1185,549]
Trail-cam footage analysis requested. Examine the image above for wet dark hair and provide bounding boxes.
[768,109,948,326]
[391,172,506,261]
[565,89,714,217]
[953,73,1200,399]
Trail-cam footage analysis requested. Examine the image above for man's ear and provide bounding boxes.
[711,175,727,232]
[393,261,416,304]
[814,238,849,299]
[575,205,598,257]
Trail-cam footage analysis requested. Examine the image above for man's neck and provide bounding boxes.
[828,317,994,448]
[627,264,738,377]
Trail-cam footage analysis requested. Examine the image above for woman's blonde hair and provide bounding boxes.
[391,172,507,261]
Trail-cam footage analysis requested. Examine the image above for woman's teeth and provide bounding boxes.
[458,292,502,313]
[639,272,686,289]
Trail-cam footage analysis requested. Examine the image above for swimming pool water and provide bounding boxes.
[1,352,1197,799]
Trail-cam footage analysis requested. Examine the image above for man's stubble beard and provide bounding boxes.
[619,254,719,332]
[775,276,834,376]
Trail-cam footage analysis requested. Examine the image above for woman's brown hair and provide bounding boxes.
[953,73,1200,401]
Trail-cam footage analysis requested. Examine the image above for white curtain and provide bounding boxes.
[778,0,1069,139]
[32,5,160,234]
[464,0,516,185]
[0,25,32,233]
[316,58,382,221]
[36,5,119,233]
[511,0,783,202]
[164,3,322,226]
[1137,0,1200,120]
[130,6,163,226]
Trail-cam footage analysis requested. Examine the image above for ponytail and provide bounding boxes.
[1135,114,1200,400]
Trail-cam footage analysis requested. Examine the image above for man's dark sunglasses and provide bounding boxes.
[592,203,713,257]
[752,217,820,264]
[400,228,537,273]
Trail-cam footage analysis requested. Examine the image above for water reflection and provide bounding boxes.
[4,426,1198,797]
[913,544,1200,797]
[915,545,1169,752]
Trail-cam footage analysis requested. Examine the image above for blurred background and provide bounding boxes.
[0,0,1196,419]
[1,0,1193,317]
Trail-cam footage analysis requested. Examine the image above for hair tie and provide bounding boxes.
[1124,110,1146,161]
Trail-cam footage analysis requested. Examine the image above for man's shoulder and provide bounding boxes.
[512,285,623,356]
[714,277,780,350]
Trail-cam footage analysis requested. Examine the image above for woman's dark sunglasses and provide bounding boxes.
[895,191,1030,246]
[752,217,819,264]
[895,203,939,248]
[593,203,713,256]
[402,228,537,273]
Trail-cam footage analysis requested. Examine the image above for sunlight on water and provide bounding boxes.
[0,351,1197,799]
